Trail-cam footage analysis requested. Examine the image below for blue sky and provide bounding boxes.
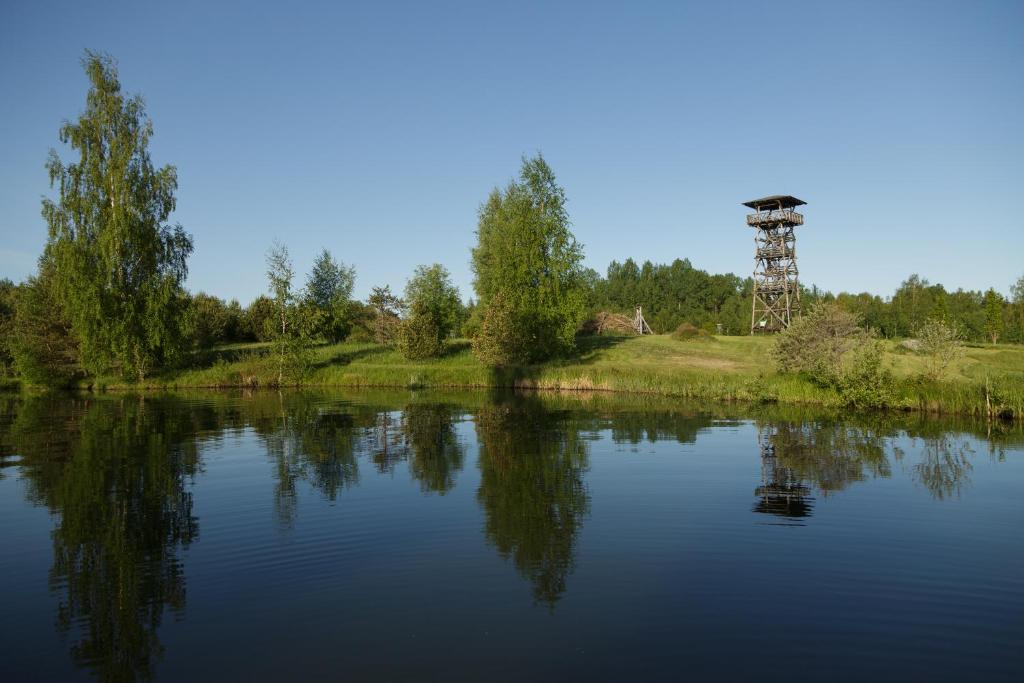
[1,0,1021,304]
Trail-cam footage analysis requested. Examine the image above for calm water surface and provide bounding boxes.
[0,390,1021,682]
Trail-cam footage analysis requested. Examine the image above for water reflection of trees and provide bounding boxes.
[751,415,989,518]
[401,404,465,495]
[246,394,367,526]
[2,395,205,682]
[0,391,1018,678]
[245,394,467,524]
[474,398,590,608]
[606,410,736,447]
[912,434,974,500]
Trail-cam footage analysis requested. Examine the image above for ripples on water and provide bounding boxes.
[0,390,1021,682]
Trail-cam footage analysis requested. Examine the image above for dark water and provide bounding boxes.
[0,391,1021,682]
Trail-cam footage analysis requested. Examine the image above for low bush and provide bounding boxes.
[472,293,533,366]
[916,318,964,381]
[772,303,865,386]
[672,322,712,341]
[835,340,896,409]
[399,306,446,360]
[773,303,895,408]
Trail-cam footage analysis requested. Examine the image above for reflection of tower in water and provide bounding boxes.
[754,426,814,520]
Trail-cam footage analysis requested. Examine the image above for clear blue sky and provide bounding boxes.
[1,0,1021,304]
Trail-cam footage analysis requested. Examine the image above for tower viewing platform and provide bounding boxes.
[744,195,806,227]
[746,209,803,227]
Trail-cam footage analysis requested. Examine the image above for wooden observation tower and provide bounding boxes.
[743,195,806,334]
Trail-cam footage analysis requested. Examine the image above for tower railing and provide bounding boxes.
[746,209,804,227]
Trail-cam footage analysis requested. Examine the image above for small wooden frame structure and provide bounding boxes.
[633,306,653,335]
[743,195,806,334]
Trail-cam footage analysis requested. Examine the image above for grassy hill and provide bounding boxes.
[78,334,1024,420]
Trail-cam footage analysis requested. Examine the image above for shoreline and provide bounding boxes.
[3,335,1021,421]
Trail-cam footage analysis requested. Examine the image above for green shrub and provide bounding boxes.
[772,302,866,386]
[399,306,446,360]
[916,318,964,380]
[472,293,532,366]
[836,340,896,409]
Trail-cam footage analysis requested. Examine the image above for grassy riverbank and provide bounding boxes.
[71,334,1024,419]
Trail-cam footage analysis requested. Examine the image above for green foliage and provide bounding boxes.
[276,302,321,384]
[399,306,446,360]
[404,264,463,336]
[834,340,896,409]
[1012,274,1024,344]
[41,51,193,379]
[10,268,82,387]
[343,301,377,343]
[184,292,242,349]
[471,154,587,364]
[265,242,318,385]
[916,318,964,381]
[305,248,356,342]
[593,257,750,334]
[773,302,867,387]
[0,279,15,375]
[774,303,894,408]
[241,295,276,341]
[398,264,463,360]
[367,285,404,345]
[984,288,1004,344]
[471,292,533,366]
[461,299,481,338]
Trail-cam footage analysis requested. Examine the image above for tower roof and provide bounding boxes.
[742,195,806,210]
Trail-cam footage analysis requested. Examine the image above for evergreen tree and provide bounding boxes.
[41,51,193,379]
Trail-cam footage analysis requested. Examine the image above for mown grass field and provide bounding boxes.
[81,334,1024,420]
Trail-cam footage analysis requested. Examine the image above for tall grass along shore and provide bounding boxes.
[47,335,1024,421]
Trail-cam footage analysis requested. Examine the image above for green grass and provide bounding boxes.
[73,334,1024,420]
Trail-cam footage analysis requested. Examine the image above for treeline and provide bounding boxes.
[588,262,1024,344]
[816,274,1024,344]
